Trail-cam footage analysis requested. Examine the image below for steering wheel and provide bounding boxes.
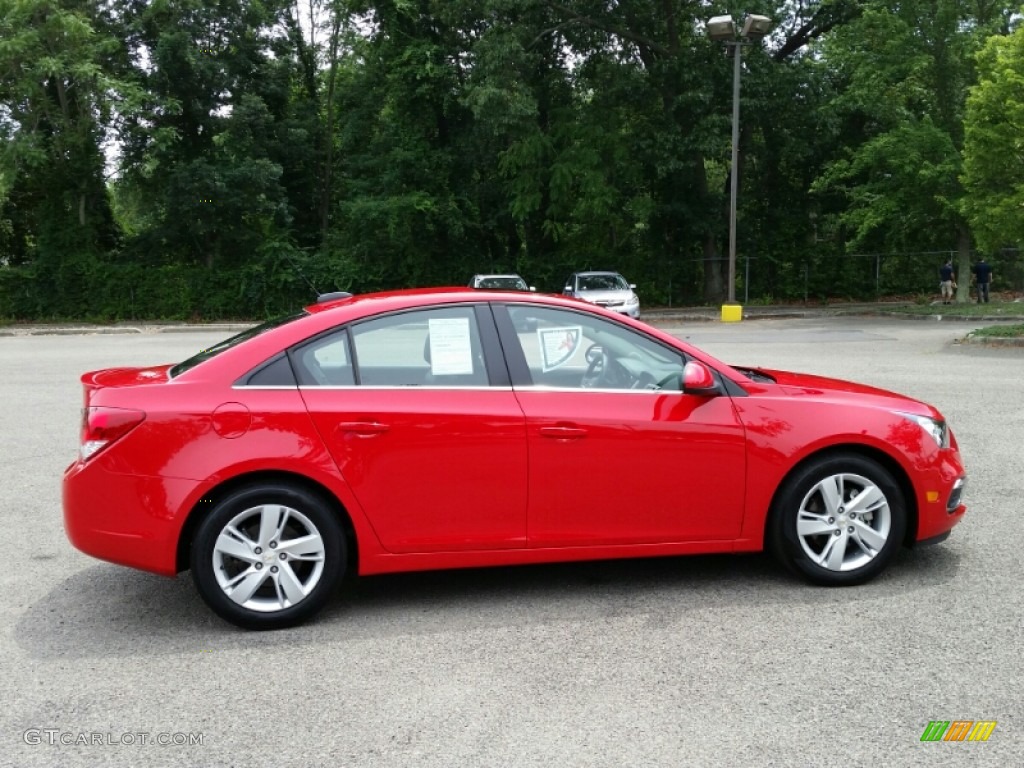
[581,344,632,389]
[580,344,610,388]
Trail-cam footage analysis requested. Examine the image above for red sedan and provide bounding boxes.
[63,289,967,629]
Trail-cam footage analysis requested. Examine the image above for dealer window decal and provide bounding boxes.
[538,326,582,372]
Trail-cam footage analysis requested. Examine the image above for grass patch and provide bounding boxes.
[878,300,1024,317]
[968,323,1024,338]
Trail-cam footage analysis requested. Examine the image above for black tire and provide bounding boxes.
[190,483,346,630]
[769,453,906,586]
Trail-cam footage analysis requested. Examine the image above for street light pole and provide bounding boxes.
[727,39,742,305]
[706,14,772,320]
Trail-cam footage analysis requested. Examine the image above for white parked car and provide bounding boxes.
[468,274,535,291]
[563,271,640,319]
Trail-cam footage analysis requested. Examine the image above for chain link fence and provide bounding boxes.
[657,248,1023,306]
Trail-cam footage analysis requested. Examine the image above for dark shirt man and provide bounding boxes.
[938,261,955,303]
[972,259,993,303]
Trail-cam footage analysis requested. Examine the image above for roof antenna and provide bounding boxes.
[276,247,321,296]
[277,247,354,303]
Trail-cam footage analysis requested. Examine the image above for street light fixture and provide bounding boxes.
[706,14,772,321]
[741,15,772,39]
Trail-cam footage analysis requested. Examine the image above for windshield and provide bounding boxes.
[578,274,628,291]
[476,276,528,290]
[169,312,307,378]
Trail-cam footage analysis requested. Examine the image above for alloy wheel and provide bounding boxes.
[212,504,327,613]
[795,472,891,572]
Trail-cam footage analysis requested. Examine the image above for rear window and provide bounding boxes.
[169,312,307,378]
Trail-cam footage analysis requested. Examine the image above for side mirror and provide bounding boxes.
[530,286,537,291]
[682,361,719,395]
[563,286,572,293]
[629,283,637,289]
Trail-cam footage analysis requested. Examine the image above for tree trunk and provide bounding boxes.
[703,231,724,302]
[956,225,971,303]
[321,12,343,248]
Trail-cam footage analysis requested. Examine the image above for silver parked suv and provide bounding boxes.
[562,271,640,319]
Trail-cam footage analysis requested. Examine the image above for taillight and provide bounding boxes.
[80,407,146,461]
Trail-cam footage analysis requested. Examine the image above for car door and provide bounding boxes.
[495,303,747,547]
[295,304,528,554]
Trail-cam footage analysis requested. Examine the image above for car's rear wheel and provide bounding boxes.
[191,483,345,629]
[770,454,906,586]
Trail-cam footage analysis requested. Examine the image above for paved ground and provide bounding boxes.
[1,317,1021,767]
[3,301,1023,345]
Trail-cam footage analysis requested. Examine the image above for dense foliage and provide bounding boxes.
[1,0,1021,320]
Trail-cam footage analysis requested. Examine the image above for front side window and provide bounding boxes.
[505,305,684,390]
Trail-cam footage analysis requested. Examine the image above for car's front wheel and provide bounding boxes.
[191,483,345,629]
[770,453,907,586]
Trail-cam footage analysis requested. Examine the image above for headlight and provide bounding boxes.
[626,294,639,305]
[897,412,949,449]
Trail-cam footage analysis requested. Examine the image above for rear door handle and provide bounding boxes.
[539,426,587,439]
[337,421,390,436]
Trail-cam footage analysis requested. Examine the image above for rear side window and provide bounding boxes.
[291,306,490,387]
[244,354,297,386]
[291,330,356,386]
[353,307,488,386]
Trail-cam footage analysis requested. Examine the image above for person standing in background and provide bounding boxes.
[972,258,993,303]
[938,260,956,304]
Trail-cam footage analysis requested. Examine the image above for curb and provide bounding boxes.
[960,333,1024,347]
[2,313,1023,346]
[0,323,251,338]
[847,310,1024,323]
[643,310,830,322]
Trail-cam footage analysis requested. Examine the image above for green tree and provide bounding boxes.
[0,0,135,313]
[325,1,487,289]
[811,0,1017,301]
[115,0,300,271]
[489,1,862,302]
[961,23,1024,251]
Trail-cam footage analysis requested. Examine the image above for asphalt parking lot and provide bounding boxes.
[2,317,1021,767]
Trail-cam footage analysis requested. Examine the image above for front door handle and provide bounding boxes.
[337,421,390,436]
[539,426,587,439]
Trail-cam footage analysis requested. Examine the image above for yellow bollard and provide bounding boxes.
[721,303,743,323]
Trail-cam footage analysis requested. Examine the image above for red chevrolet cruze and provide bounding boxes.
[63,289,967,629]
